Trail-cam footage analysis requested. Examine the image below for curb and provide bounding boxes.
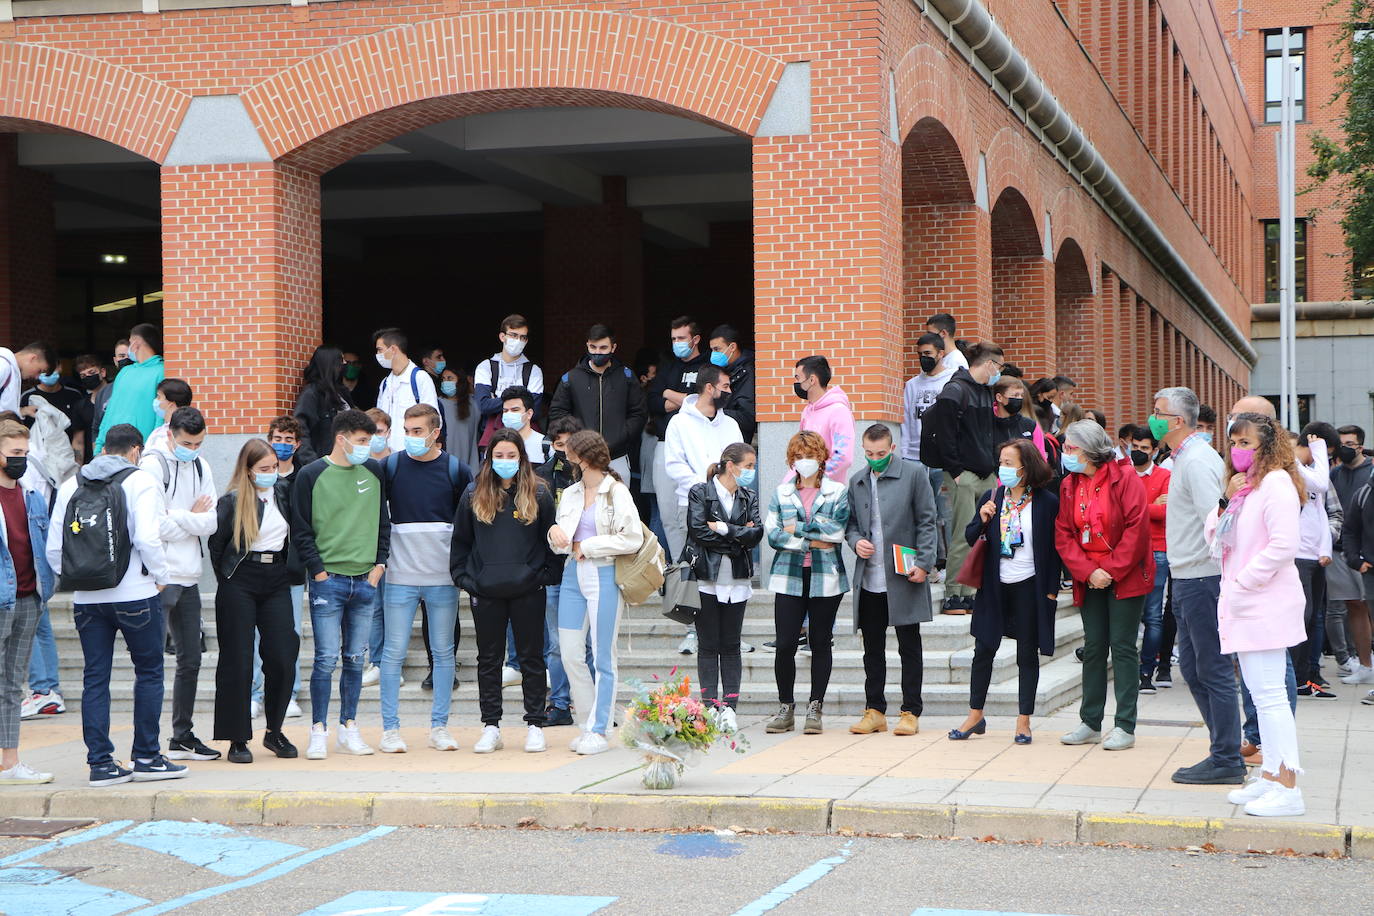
[7,789,1359,858]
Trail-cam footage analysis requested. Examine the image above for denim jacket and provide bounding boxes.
[0,483,55,607]
[765,477,849,597]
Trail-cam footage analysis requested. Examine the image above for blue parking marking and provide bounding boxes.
[655,833,744,859]
[728,840,854,916]
[117,821,305,877]
[0,864,149,916]
[297,891,617,915]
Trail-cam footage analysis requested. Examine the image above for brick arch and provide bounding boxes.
[892,43,977,191]
[0,42,187,162]
[1048,185,1097,277]
[240,11,786,173]
[991,186,1052,377]
[991,187,1042,259]
[1055,237,1100,406]
[983,128,1044,237]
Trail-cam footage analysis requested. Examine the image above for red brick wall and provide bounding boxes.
[0,135,56,349]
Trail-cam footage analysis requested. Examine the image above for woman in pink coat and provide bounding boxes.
[1204,412,1308,817]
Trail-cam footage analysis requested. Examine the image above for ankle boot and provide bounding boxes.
[765,703,795,733]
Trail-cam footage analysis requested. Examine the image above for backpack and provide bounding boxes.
[151,450,204,491]
[383,451,467,493]
[59,467,138,591]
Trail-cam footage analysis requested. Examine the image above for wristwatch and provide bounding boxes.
[1218,497,1229,511]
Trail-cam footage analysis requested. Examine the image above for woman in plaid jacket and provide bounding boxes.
[764,431,850,736]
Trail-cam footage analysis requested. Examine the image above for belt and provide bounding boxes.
[246,550,286,564]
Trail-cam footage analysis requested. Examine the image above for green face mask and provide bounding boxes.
[343,364,362,381]
[1147,414,1171,441]
[867,453,892,474]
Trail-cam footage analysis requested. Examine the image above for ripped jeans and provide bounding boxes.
[307,572,377,728]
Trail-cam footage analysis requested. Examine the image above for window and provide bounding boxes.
[1264,29,1306,123]
[1263,394,1314,429]
[1355,253,1374,300]
[1263,219,1308,303]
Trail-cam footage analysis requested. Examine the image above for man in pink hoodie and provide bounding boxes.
[794,356,855,483]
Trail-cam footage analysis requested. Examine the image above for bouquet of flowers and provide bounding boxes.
[621,669,747,789]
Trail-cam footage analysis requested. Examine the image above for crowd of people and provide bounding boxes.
[0,311,1367,821]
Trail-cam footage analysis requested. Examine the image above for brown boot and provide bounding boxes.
[849,708,887,734]
[893,711,919,736]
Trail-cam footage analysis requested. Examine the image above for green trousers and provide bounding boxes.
[1078,587,1145,734]
[945,470,996,597]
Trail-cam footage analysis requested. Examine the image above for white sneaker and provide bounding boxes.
[306,725,328,760]
[361,664,381,687]
[719,707,738,732]
[1362,690,1374,706]
[677,631,697,655]
[501,666,522,688]
[30,690,64,716]
[741,641,756,654]
[0,762,54,785]
[1228,776,1278,805]
[1341,663,1374,685]
[576,732,610,755]
[1243,784,1305,817]
[335,720,374,755]
[379,729,407,753]
[428,726,459,751]
[1338,659,1357,677]
[474,725,503,754]
[569,731,587,753]
[525,725,547,753]
[250,700,263,719]
[285,699,303,718]
[19,692,41,720]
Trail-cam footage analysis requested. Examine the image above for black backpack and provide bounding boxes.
[59,467,137,591]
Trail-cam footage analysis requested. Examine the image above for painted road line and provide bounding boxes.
[0,819,134,867]
[118,820,305,877]
[127,825,398,915]
[727,840,854,916]
[0,864,149,916]
[299,891,618,915]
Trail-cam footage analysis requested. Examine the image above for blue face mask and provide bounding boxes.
[370,434,388,454]
[152,398,168,419]
[1198,431,1214,444]
[986,371,1002,388]
[271,442,295,461]
[173,444,199,463]
[672,341,692,360]
[997,466,1021,489]
[433,360,446,374]
[440,380,458,397]
[709,350,729,368]
[346,443,371,466]
[38,371,60,386]
[737,467,757,487]
[254,471,278,490]
[404,435,431,458]
[1061,452,1085,474]
[502,411,525,430]
[492,458,520,480]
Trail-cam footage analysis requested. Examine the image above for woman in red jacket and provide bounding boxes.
[1055,420,1155,751]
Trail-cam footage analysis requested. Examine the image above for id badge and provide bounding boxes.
[1081,526,1091,545]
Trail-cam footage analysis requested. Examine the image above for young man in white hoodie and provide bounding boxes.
[139,406,220,761]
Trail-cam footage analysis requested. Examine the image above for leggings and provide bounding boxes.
[969,577,1040,716]
[697,592,747,709]
[773,567,843,705]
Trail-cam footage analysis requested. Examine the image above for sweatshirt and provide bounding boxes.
[94,355,165,453]
[449,483,556,598]
[385,451,471,586]
[900,368,953,461]
[1296,440,1332,561]
[139,442,218,586]
[1164,432,1223,579]
[800,385,855,482]
[291,456,391,579]
[663,395,744,506]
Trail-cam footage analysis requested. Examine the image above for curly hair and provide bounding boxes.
[1226,412,1305,503]
[785,430,829,467]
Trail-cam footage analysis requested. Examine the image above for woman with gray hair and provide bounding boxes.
[1053,420,1155,751]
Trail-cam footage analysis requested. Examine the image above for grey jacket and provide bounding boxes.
[844,457,939,628]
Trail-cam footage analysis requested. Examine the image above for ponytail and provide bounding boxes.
[708,442,756,482]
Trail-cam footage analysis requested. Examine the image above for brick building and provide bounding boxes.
[0,0,1255,471]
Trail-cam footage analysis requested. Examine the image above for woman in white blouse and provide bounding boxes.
[208,439,301,763]
[685,442,764,731]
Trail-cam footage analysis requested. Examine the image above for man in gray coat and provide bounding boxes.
[845,424,939,736]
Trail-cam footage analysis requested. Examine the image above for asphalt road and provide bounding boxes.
[2,820,1371,915]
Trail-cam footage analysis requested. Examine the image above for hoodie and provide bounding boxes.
[140,441,218,586]
[663,395,744,506]
[800,386,855,483]
[919,368,995,479]
[46,454,169,604]
[94,354,165,454]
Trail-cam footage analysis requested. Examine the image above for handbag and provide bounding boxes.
[955,536,987,590]
[604,489,665,605]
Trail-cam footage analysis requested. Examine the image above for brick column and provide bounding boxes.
[992,254,1053,379]
[0,135,57,348]
[903,203,991,375]
[161,162,320,436]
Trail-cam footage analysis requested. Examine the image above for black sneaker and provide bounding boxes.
[1171,760,1245,785]
[1155,668,1173,688]
[1074,647,1085,663]
[544,706,574,727]
[1297,683,1313,697]
[228,741,253,764]
[763,640,778,649]
[1306,681,1337,698]
[167,735,221,761]
[1139,675,1156,695]
[264,730,298,758]
[89,761,133,787]
[422,671,434,690]
[131,755,189,781]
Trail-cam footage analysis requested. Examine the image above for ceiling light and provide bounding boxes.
[101,254,128,264]
[92,290,163,314]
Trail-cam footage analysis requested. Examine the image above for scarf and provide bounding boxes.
[999,488,1031,558]
[1210,481,1253,567]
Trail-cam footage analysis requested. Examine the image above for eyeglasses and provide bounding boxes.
[503,332,530,341]
[1151,409,1181,418]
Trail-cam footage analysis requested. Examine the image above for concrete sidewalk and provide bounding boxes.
[5,671,1372,856]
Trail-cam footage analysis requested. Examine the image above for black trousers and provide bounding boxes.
[857,589,923,714]
[472,591,546,726]
[159,583,203,743]
[697,592,747,709]
[214,559,299,742]
[1157,578,1177,674]
[969,576,1040,716]
[773,567,843,705]
[1291,558,1327,684]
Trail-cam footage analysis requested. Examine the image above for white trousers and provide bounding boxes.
[1237,647,1303,777]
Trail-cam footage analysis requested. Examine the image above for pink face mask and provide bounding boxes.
[1230,446,1256,473]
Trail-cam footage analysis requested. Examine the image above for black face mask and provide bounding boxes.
[78,374,103,391]
[1130,449,1151,467]
[589,353,611,367]
[1338,445,1359,464]
[793,382,809,401]
[919,355,938,373]
[1004,397,1024,416]
[2,456,26,481]
[114,357,133,370]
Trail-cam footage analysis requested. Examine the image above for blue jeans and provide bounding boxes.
[381,583,458,730]
[1173,576,1242,768]
[368,577,386,665]
[558,561,623,734]
[308,573,376,727]
[1140,551,1170,678]
[253,583,303,705]
[73,596,164,766]
[545,582,594,711]
[1241,653,1297,747]
[27,600,60,694]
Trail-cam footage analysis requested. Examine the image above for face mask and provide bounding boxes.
[433,360,446,374]
[346,442,371,466]
[1338,445,1359,464]
[440,380,458,397]
[919,355,938,374]
[709,350,729,368]
[492,458,520,480]
[867,454,892,474]
[503,337,526,358]
[1147,414,1171,441]
[1230,446,1256,473]
[79,374,102,391]
[986,371,1001,388]
[343,364,362,381]
[793,381,809,401]
[375,351,391,368]
[1061,452,1085,474]
[1198,431,1214,444]
[115,357,133,370]
[271,442,296,461]
[997,466,1021,489]
[671,341,692,360]
[173,444,199,463]
[254,471,278,490]
[127,346,141,364]
[152,399,168,419]
[737,467,756,488]
[589,353,611,367]
[1130,449,1151,467]
[1004,397,1024,415]
[2,456,26,481]
[38,371,60,386]
[369,434,388,454]
[792,458,820,480]
[502,411,525,430]
[404,435,432,458]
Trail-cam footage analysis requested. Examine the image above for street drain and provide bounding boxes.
[0,817,95,838]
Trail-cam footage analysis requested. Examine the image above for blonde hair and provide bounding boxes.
[471,428,543,525]
[0,419,29,443]
[228,439,276,551]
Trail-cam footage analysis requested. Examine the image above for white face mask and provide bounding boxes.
[375,351,390,369]
[503,337,526,358]
[792,458,821,480]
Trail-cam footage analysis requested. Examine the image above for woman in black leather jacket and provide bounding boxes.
[686,442,764,728]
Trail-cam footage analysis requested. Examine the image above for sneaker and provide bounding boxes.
[1155,669,1174,688]
[1337,658,1356,677]
[336,720,374,755]
[428,726,459,751]
[1363,690,1374,706]
[569,731,588,752]
[1060,724,1102,745]
[167,735,221,761]
[501,666,522,687]
[741,641,756,654]
[422,671,434,690]
[264,731,298,758]
[525,725,547,753]
[1341,663,1374,685]
[361,664,381,687]
[763,640,778,650]
[131,756,189,781]
[306,724,328,760]
[285,699,303,718]
[1171,760,1246,785]
[803,700,824,734]
[227,741,253,764]
[1102,727,1135,751]
[89,761,133,787]
[251,700,263,719]
[677,631,697,655]
[474,725,503,754]
[1074,647,1085,663]
[576,732,610,755]
[0,762,53,785]
[1243,784,1305,817]
[379,729,408,753]
[798,632,811,653]
[544,706,574,727]
[765,703,795,733]
[1139,675,1157,695]
[1296,683,1313,697]
[32,690,64,716]
[1228,775,1278,805]
[19,692,42,720]
[719,706,738,733]
[1305,681,1337,698]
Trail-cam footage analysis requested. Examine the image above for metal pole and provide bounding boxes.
[1278,27,1297,430]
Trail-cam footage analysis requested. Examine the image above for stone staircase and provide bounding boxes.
[41,581,1086,721]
